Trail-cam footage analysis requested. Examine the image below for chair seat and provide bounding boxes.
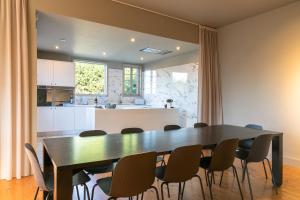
[73,170,91,186]
[238,139,254,149]
[155,166,166,180]
[199,156,212,169]
[96,177,113,195]
[235,148,250,160]
[44,170,90,190]
[85,163,114,175]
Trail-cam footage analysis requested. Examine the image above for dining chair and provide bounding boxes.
[91,152,159,200]
[194,122,208,128]
[238,124,269,179]
[25,143,91,200]
[199,139,243,200]
[121,127,165,165]
[238,124,263,149]
[235,134,275,200]
[121,127,144,134]
[156,145,206,200]
[164,124,181,131]
[79,130,115,175]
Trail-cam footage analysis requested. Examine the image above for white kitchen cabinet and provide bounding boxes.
[37,59,75,87]
[53,61,75,87]
[54,107,75,131]
[74,107,89,130]
[37,59,53,86]
[37,107,54,132]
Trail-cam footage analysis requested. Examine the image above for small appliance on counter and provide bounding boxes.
[134,98,145,105]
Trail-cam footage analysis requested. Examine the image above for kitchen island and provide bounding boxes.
[87,107,179,133]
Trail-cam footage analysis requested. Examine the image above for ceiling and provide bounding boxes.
[37,12,198,64]
[113,0,297,28]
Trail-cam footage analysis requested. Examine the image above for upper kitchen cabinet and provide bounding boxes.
[37,59,53,86]
[53,61,75,87]
[37,59,75,87]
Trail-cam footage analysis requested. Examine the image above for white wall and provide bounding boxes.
[218,2,300,166]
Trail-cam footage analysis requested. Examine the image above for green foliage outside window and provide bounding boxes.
[75,62,106,95]
[123,66,140,96]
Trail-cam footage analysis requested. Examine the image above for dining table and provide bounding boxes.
[43,124,283,200]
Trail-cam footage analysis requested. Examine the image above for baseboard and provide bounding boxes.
[284,156,300,167]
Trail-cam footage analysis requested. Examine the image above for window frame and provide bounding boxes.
[74,60,108,96]
[122,64,142,97]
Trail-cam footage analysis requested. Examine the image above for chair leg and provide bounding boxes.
[76,186,80,200]
[193,175,206,200]
[177,182,182,200]
[262,160,268,179]
[91,184,98,200]
[232,166,244,200]
[204,169,208,186]
[161,182,167,200]
[166,183,170,198]
[181,182,186,199]
[84,184,90,200]
[242,160,246,182]
[245,164,254,200]
[34,187,39,200]
[150,186,160,200]
[219,171,224,186]
[207,171,214,200]
[265,158,278,194]
[45,192,52,200]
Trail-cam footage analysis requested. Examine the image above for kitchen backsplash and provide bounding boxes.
[75,68,136,105]
[143,63,198,127]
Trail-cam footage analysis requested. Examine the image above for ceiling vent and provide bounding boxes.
[140,47,172,55]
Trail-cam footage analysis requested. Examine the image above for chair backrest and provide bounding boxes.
[24,143,48,191]
[209,139,239,171]
[164,145,203,182]
[79,130,107,137]
[121,128,144,134]
[246,134,273,163]
[245,124,263,130]
[194,122,208,128]
[110,152,157,197]
[164,124,181,131]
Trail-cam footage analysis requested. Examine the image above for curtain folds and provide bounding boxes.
[199,27,223,125]
[0,0,31,180]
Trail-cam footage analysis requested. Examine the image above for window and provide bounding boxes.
[144,70,157,94]
[75,61,107,95]
[123,65,141,96]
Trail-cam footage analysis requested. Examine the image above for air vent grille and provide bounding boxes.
[140,47,172,55]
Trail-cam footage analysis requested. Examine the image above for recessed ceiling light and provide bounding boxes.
[102,52,107,56]
[55,45,59,50]
[176,46,181,51]
[130,38,135,42]
[140,57,144,61]
[60,39,66,42]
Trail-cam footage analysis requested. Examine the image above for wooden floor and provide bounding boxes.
[1,161,300,200]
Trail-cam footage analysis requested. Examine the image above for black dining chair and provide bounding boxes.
[79,130,115,175]
[91,152,159,200]
[194,122,208,128]
[25,143,91,200]
[199,139,243,200]
[156,145,206,200]
[121,127,165,166]
[235,134,275,200]
[164,124,181,131]
[238,124,269,179]
[121,127,144,134]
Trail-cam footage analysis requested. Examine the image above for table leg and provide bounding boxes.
[43,145,53,199]
[272,134,283,186]
[54,166,73,200]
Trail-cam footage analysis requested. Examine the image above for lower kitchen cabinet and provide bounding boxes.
[37,107,77,132]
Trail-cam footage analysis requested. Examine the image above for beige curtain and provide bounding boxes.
[199,27,223,125]
[0,0,31,180]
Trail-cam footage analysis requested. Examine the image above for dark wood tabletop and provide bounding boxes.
[43,124,283,200]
